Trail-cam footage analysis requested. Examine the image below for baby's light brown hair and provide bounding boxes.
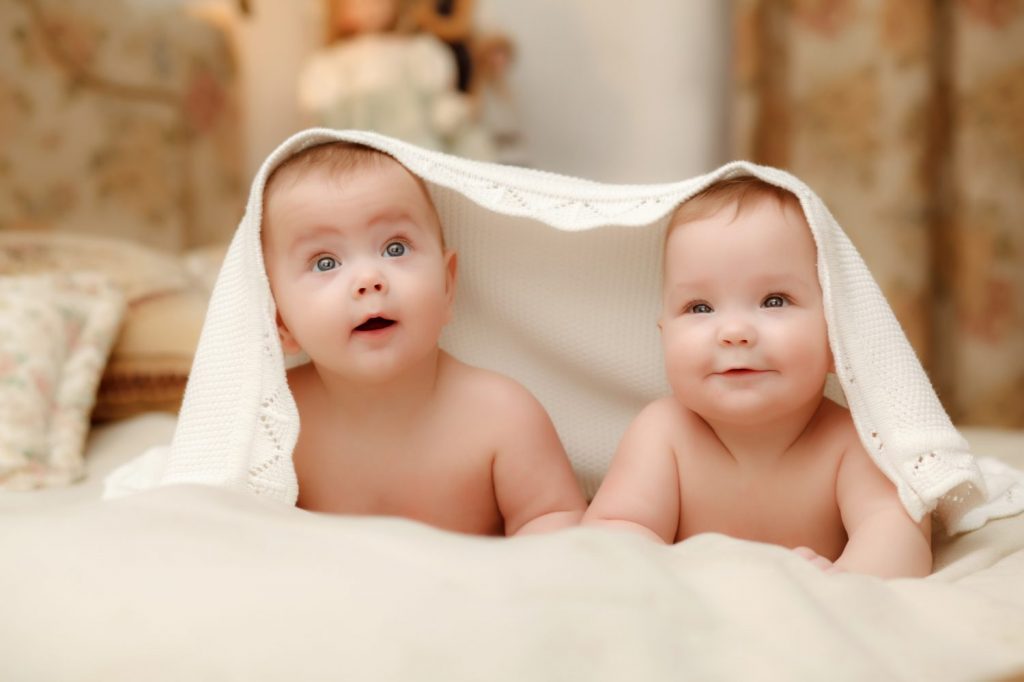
[265,141,396,197]
[669,175,799,229]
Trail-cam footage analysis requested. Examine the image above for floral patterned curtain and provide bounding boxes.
[733,0,1024,428]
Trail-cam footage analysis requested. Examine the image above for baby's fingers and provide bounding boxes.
[792,546,845,575]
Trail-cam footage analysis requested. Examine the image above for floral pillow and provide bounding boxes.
[0,231,223,422]
[0,273,125,490]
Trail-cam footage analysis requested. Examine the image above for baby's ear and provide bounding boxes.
[442,250,458,324]
[276,312,302,355]
[444,249,458,298]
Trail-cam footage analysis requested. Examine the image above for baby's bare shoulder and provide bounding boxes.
[439,354,548,422]
[644,396,695,421]
[805,398,877,476]
[635,396,703,437]
[614,397,702,460]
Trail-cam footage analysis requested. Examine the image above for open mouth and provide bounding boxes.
[354,316,396,332]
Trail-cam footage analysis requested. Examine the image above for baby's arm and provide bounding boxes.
[834,443,932,578]
[582,400,681,544]
[490,381,587,536]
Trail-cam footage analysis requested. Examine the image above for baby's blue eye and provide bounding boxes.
[763,295,787,308]
[384,241,407,257]
[689,302,713,314]
[313,256,338,272]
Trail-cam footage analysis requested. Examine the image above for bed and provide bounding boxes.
[1,416,1022,680]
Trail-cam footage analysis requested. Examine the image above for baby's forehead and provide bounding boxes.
[671,190,808,240]
[662,193,818,279]
[262,156,445,245]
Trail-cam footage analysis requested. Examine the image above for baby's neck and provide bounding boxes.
[702,398,825,466]
[315,349,448,426]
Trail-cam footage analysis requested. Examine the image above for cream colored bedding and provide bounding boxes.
[1,421,1022,681]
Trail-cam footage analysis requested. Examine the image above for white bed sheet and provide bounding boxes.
[1,419,1022,681]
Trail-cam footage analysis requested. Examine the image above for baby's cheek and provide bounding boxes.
[662,337,701,389]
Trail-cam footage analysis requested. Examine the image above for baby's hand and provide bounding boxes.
[793,546,846,575]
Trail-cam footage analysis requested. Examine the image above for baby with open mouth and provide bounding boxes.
[260,140,586,536]
[353,316,395,333]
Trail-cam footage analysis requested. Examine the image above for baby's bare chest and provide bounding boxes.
[294,422,503,535]
[676,448,847,557]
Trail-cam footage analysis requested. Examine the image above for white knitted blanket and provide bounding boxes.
[104,128,1023,535]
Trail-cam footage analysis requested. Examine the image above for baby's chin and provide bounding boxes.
[682,393,799,426]
[322,348,441,385]
[327,360,410,384]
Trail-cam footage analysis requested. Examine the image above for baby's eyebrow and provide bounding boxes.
[366,208,414,226]
[288,225,340,253]
[286,211,425,254]
[753,272,819,290]
[666,274,713,290]
[666,272,816,294]
[665,279,715,299]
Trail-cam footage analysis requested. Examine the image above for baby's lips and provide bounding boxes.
[353,316,396,332]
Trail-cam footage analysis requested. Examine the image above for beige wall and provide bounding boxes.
[476,0,731,182]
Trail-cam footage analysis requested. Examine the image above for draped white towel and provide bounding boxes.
[104,128,1023,535]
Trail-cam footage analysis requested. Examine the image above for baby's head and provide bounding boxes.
[659,176,832,424]
[262,141,456,383]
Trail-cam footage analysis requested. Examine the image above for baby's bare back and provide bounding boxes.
[674,400,855,559]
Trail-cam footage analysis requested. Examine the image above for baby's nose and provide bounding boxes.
[717,319,756,346]
[352,268,387,298]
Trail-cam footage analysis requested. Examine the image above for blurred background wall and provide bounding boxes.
[233,0,731,182]
[1,0,1021,428]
